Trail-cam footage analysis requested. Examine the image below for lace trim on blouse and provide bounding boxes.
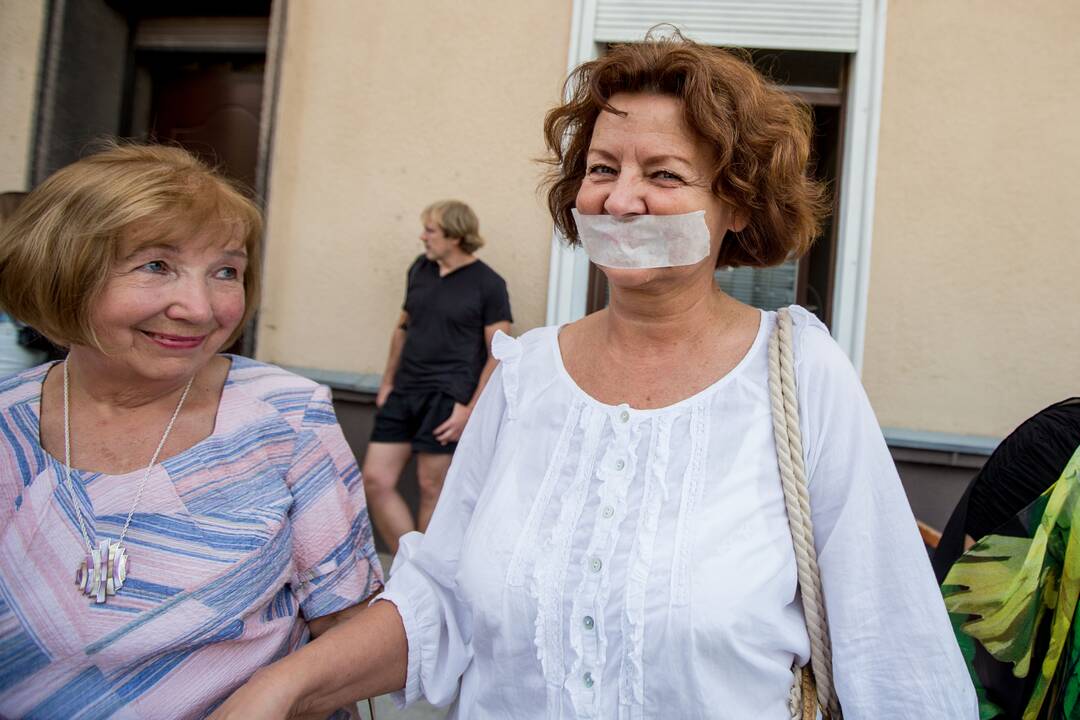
[532,404,606,710]
[670,402,710,606]
[619,413,672,711]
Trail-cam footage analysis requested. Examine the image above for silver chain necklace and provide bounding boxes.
[61,360,194,603]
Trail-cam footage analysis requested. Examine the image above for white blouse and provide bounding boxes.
[377,307,977,719]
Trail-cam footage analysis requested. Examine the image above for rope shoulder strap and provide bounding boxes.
[768,308,842,720]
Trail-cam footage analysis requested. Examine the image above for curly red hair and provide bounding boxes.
[543,34,827,268]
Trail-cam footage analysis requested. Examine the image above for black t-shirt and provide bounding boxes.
[393,255,513,404]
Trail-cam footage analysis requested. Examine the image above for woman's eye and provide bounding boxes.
[215,267,240,280]
[587,164,617,176]
[652,170,684,182]
[139,260,167,273]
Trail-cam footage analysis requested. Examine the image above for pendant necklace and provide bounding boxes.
[61,360,194,603]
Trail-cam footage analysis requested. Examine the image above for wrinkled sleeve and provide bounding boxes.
[287,385,383,620]
[374,363,508,708]
[793,310,978,719]
[482,275,513,326]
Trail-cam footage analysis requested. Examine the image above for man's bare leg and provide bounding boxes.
[362,442,415,555]
[416,452,454,532]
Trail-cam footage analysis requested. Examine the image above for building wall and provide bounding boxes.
[863,0,1080,439]
[0,0,46,191]
[256,0,574,375]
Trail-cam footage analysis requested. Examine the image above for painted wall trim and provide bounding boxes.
[31,0,63,186]
[22,0,54,189]
[283,365,382,395]
[829,0,888,372]
[882,427,999,456]
[546,0,600,327]
[269,365,1006,461]
[246,0,287,358]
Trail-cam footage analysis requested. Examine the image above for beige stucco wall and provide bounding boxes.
[0,0,46,191]
[256,0,573,375]
[863,0,1080,439]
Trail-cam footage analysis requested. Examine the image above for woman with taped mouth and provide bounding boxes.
[213,34,975,719]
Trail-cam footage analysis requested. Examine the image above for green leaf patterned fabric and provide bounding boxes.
[944,446,1080,719]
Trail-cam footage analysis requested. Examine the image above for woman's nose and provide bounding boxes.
[602,173,647,218]
[165,276,214,325]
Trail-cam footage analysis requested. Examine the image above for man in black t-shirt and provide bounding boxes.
[363,200,512,553]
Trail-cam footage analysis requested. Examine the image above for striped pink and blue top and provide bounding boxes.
[0,356,383,719]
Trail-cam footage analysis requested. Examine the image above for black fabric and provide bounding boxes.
[393,256,512,404]
[933,397,1080,585]
[16,325,66,362]
[933,398,1080,719]
[370,389,459,454]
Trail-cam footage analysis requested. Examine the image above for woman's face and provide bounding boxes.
[575,92,744,290]
[83,222,248,385]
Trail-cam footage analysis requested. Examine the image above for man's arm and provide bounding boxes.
[376,310,409,408]
[432,320,511,445]
[468,320,512,410]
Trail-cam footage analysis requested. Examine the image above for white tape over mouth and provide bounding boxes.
[572,209,711,269]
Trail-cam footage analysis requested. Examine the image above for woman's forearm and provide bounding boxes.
[267,600,409,716]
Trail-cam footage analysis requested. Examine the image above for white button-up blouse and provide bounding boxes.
[377,307,977,719]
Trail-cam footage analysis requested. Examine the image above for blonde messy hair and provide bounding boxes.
[422,200,484,254]
[0,143,262,349]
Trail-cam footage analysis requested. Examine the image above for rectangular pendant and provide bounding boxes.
[76,539,128,604]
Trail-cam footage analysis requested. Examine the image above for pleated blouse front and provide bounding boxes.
[379,307,976,720]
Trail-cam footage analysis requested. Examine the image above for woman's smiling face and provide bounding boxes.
[83,222,248,385]
[575,92,745,289]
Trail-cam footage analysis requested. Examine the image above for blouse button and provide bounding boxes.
[601,505,614,519]
[619,409,630,423]
[615,459,626,471]
[583,615,595,630]
[589,557,603,573]
[583,671,594,688]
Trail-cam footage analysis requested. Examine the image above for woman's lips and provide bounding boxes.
[141,330,207,350]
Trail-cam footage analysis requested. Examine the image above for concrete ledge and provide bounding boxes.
[282,365,381,395]
[883,427,999,457]
[286,365,1003,471]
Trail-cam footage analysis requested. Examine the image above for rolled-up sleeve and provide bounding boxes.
[375,363,508,707]
[791,309,978,718]
[288,385,383,620]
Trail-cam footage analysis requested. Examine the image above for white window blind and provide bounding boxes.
[714,261,800,312]
[594,0,861,53]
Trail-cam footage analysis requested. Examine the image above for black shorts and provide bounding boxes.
[370,390,458,454]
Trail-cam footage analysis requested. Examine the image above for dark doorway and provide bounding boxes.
[131,53,265,193]
[33,1,272,189]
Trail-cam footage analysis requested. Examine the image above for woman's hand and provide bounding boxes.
[433,402,471,445]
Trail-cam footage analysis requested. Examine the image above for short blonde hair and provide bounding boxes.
[0,143,262,349]
[0,192,27,226]
[423,200,484,254]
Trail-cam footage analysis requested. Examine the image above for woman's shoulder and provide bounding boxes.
[766,306,866,417]
[222,355,331,427]
[775,305,857,380]
[491,324,554,356]
[0,362,53,409]
[488,325,563,416]
[490,325,561,379]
